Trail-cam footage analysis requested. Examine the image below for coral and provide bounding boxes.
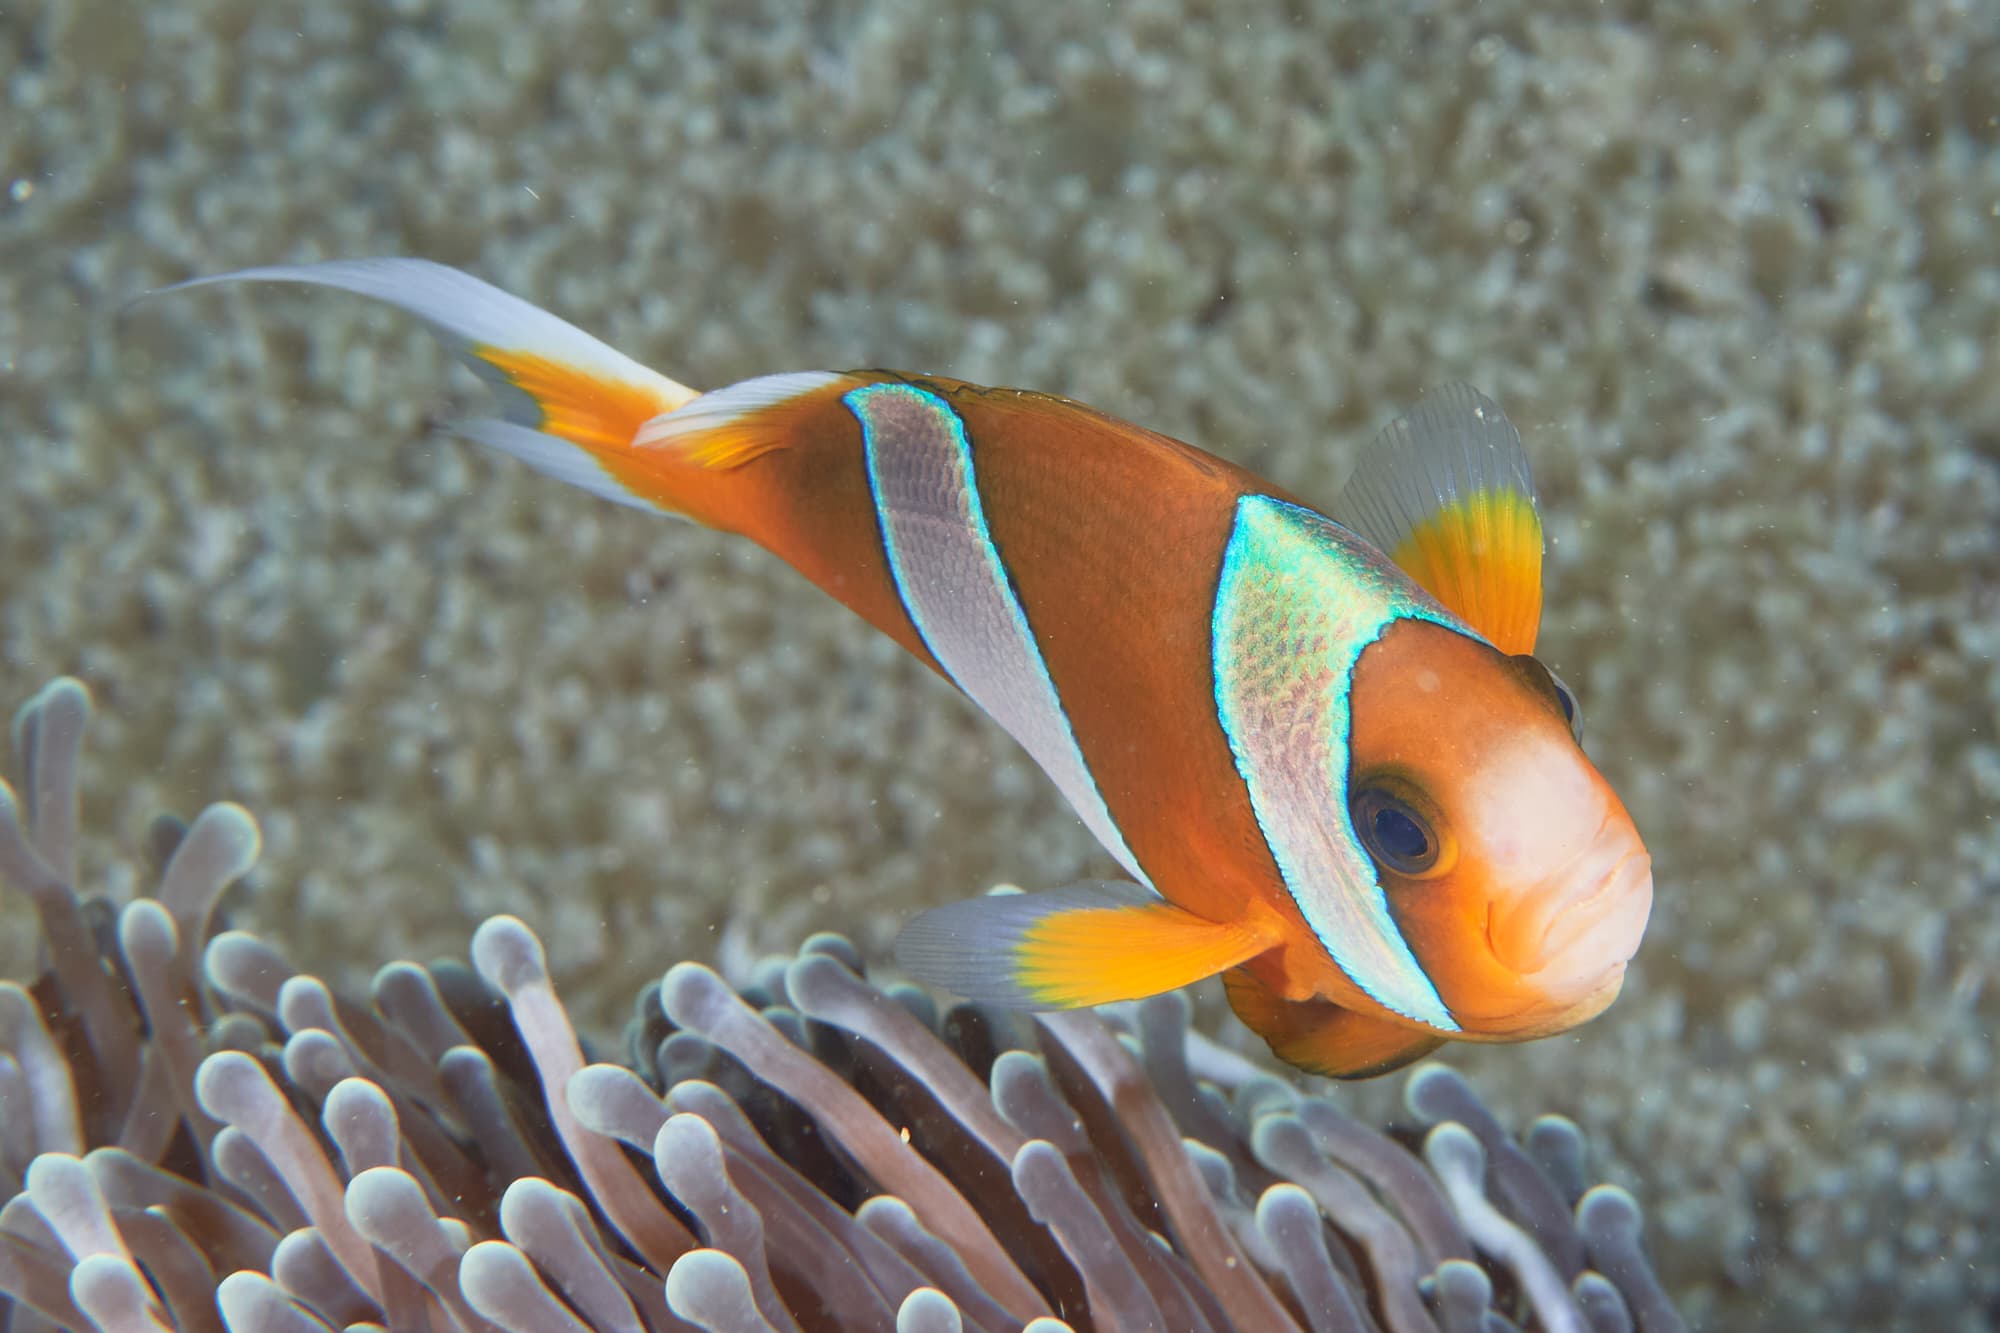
[0,677,1678,1330]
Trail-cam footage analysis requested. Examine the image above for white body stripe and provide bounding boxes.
[849,382,1154,891]
[1212,496,1458,1030]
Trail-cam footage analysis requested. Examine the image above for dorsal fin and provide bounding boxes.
[1331,384,1543,654]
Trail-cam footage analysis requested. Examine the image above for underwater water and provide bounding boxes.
[2,0,1995,1327]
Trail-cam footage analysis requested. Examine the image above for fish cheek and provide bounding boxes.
[1381,860,1530,1029]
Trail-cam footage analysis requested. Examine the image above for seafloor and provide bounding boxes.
[2,0,1994,1327]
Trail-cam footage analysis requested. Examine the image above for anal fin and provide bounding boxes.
[1223,969,1445,1080]
[896,882,1276,1010]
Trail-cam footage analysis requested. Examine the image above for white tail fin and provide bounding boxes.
[164,259,702,512]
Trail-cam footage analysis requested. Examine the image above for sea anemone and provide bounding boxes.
[0,677,1678,1331]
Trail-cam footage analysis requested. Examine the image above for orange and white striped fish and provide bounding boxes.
[170,260,1653,1078]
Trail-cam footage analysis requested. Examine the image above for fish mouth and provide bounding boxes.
[1491,845,1653,1004]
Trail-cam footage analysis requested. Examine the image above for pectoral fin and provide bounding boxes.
[895,882,1276,1010]
[1223,969,1445,1080]
[1331,383,1544,655]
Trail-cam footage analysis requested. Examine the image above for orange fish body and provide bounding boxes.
[171,261,1653,1078]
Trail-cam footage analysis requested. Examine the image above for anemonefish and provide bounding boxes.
[168,260,1652,1078]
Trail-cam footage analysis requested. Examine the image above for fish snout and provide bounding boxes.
[1489,839,1653,1003]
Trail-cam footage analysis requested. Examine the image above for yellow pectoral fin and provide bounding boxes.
[1018,901,1277,1009]
[896,882,1276,1010]
[1223,970,1446,1080]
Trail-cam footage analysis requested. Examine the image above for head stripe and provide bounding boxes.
[1212,494,1461,1030]
[847,383,1153,890]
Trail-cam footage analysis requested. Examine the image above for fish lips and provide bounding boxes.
[1490,845,1654,1006]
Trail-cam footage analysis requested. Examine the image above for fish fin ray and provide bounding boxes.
[1330,383,1544,654]
[634,372,856,469]
[455,419,659,511]
[896,882,1276,1010]
[1223,969,1447,1080]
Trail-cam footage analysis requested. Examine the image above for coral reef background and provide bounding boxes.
[1,0,1994,1326]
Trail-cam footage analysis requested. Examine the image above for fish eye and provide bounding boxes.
[1546,667,1584,744]
[1513,653,1585,745]
[1351,786,1439,876]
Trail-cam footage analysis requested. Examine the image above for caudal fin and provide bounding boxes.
[163,259,705,514]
